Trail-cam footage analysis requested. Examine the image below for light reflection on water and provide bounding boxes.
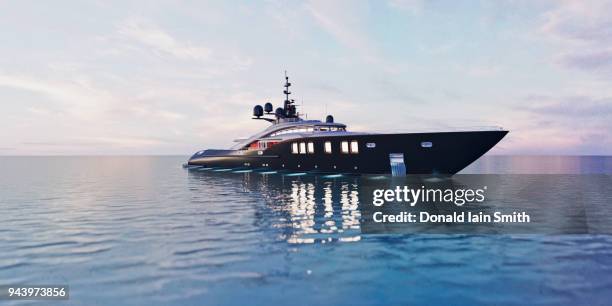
[195,170,364,245]
[1,156,612,306]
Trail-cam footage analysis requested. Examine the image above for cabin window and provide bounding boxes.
[350,141,359,154]
[292,143,299,154]
[307,142,315,154]
[324,141,332,154]
[299,142,306,154]
[341,141,349,154]
[270,126,315,137]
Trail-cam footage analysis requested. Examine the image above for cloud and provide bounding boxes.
[109,17,252,75]
[540,1,612,44]
[506,94,612,154]
[117,18,212,61]
[557,48,612,72]
[540,1,612,75]
[305,0,378,60]
[0,73,112,119]
[522,95,612,118]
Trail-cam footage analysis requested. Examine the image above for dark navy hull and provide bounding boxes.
[187,130,508,175]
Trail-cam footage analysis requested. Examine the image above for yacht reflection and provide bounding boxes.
[187,169,602,236]
[187,170,362,244]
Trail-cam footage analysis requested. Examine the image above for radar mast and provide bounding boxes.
[283,71,298,118]
[252,72,301,124]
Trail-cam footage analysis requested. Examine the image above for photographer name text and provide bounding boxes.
[373,211,531,223]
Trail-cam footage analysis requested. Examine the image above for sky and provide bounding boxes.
[1,0,611,155]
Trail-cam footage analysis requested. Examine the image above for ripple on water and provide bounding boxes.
[1,156,612,306]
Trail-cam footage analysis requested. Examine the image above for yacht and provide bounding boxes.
[185,73,507,175]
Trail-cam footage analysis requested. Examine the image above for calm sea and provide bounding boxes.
[1,156,611,305]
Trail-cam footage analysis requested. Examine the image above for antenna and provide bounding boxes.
[283,71,298,118]
[302,99,307,119]
[284,70,291,103]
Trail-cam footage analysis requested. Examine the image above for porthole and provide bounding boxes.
[421,141,433,148]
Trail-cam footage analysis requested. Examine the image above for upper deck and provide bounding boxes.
[230,119,354,150]
[231,72,357,150]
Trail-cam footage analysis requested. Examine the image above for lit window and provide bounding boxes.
[324,141,332,154]
[341,141,349,154]
[292,143,299,154]
[350,141,359,154]
[299,142,306,154]
[307,142,314,154]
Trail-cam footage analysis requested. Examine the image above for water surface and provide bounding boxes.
[1,156,611,305]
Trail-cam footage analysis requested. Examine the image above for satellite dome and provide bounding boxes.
[264,102,273,113]
[275,107,284,117]
[325,115,334,123]
[253,105,263,117]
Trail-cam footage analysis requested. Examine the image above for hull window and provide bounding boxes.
[366,142,376,148]
[299,142,306,154]
[292,143,299,154]
[421,141,433,148]
[341,141,349,154]
[324,141,332,154]
[307,142,315,154]
[350,141,359,154]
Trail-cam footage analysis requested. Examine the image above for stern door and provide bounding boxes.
[389,153,406,176]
